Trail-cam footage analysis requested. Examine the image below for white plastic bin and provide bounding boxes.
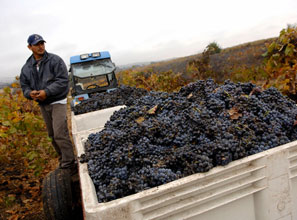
[71,106,297,220]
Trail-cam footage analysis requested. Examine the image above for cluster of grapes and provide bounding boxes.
[82,79,297,203]
[72,85,148,115]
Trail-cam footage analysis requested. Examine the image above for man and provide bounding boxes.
[20,34,76,174]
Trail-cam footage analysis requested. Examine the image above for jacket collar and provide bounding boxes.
[27,51,49,66]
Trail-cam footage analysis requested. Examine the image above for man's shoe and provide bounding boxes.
[59,164,79,182]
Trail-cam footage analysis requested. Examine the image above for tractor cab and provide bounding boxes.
[69,51,118,106]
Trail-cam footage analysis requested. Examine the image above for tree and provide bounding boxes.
[205,41,222,55]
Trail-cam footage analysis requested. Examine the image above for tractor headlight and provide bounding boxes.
[91,52,101,58]
[80,54,89,60]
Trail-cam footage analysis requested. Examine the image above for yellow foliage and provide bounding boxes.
[0,83,54,176]
[263,25,297,97]
[118,69,189,92]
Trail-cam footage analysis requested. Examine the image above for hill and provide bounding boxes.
[120,37,277,84]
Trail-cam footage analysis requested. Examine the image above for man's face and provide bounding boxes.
[28,41,45,58]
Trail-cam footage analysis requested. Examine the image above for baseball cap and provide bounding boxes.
[27,34,46,45]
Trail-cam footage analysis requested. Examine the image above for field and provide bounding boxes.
[0,25,296,219]
[0,86,58,220]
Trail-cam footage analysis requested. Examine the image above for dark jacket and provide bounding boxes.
[20,51,69,105]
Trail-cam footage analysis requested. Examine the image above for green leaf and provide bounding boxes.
[0,132,8,138]
[285,44,294,56]
[29,164,36,169]
[27,151,38,160]
[34,170,41,176]
[3,87,11,94]
[268,42,276,53]
[2,121,10,126]
[262,51,268,57]
[9,127,17,134]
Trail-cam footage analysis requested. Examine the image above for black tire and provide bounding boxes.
[71,178,83,220]
[42,168,73,220]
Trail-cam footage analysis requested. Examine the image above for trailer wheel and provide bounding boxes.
[42,168,73,220]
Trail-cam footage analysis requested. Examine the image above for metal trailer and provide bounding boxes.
[71,105,297,220]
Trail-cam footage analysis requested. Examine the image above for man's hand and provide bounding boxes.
[36,90,47,101]
[30,90,39,101]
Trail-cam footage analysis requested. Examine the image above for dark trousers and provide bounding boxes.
[40,104,75,168]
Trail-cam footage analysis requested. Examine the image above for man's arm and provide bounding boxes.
[44,56,69,98]
[20,69,33,100]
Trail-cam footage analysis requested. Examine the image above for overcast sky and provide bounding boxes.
[0,0,296,80]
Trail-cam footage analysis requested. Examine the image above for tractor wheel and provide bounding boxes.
[42,168,73,220]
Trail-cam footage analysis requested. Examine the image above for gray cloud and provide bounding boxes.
[1,0,296,81]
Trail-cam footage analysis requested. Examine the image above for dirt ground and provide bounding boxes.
[0,157,59,220]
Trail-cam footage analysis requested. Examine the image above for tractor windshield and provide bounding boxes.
[70,58,118,95]
[72,59,115,78]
